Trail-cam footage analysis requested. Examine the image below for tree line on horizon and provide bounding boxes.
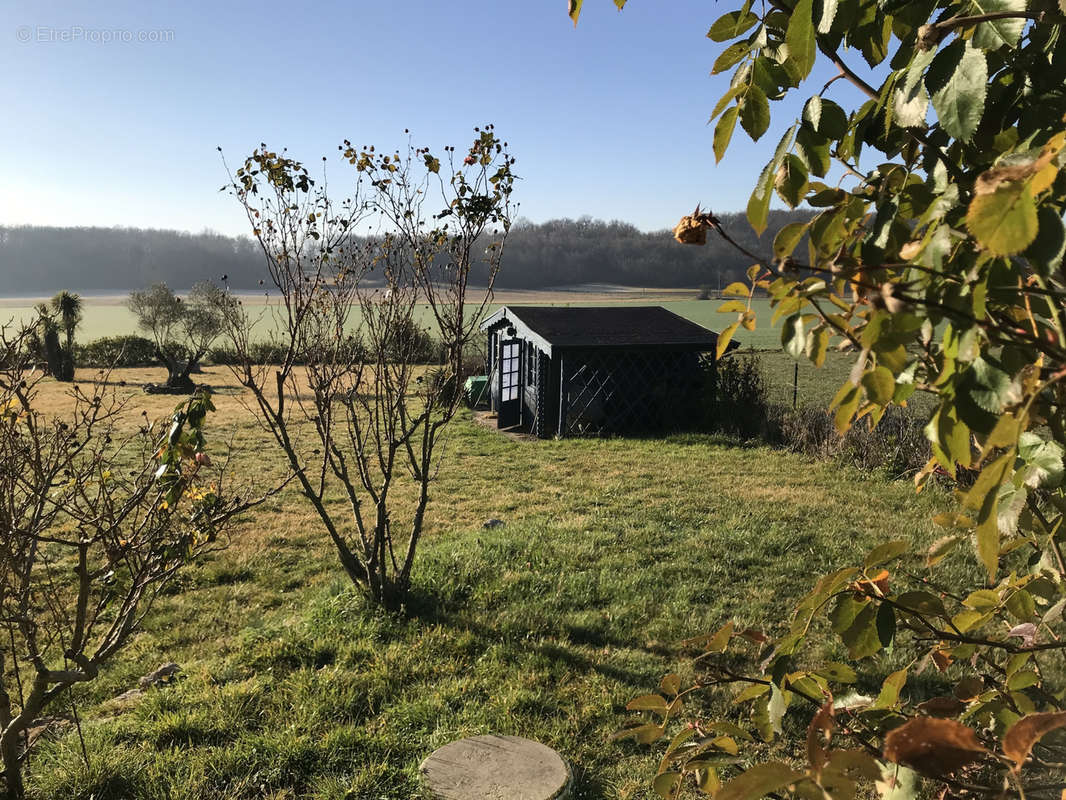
[0,210,812,294]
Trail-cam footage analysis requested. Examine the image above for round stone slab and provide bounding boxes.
[420,735,571,800]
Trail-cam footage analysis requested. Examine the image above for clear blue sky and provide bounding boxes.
[1,1,867,237]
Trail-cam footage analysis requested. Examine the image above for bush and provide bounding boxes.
[209,338,366,366]
[76,335,158,368]
[384,318,445,365]
[706,352,772,440]
[776,405,930,478]
[708,353,930,478]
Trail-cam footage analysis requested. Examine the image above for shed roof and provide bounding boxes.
[480,305,722,354]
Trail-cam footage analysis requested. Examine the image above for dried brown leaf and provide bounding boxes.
[883,717,987,776]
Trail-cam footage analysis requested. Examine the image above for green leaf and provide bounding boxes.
[812,98,848,139]
[768,684,787,734]
[653,771,682,800]
[747,163,776,235]
[785,0,817,80]
[697,766,721,795]
[967,181,1039,256]
[927,405,972,473]
[796,125,831,177]
[803,95,821,131]
[815,662,857,683]
[1025,206,1066,275]
[969,0,1027,49]
[838,600,883,659]
[893,79,929,128]
[774,154,809,208]
[1018,432,1065,488]
[739,85,770,141]
[806,326,829,368]
[895,591,947,618]
[876,602,896,649]
[773,222,808,259]
[965,450,1017,580]
[861,366,895,405]
[747,124,796,234]
[873,668,907,709]
[711,85,744,120]
[660,673,682,697]
[713,41,752,74]
[782,314,806,359]
[714,106,740,163]
[925,39,987,141]
[961,357,1015,415]
[627,694,669,712]
[708,9,760,41]
[864,539,909,568]
[718,763,804,800]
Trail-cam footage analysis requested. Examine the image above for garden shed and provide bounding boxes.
[479,305,729,438]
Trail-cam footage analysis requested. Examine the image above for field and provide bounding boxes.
[1,288,852,408]
[25,365,955,800]
[0,288,781,346]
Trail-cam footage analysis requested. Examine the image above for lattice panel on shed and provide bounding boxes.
[563,350,702,436]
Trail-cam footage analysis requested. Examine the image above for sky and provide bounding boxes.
[0,0,869,238]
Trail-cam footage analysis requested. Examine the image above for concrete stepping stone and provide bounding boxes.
[420,735,571,800]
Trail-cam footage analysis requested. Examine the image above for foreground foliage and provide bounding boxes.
[0,335,254,799]
[573,0,1066,798]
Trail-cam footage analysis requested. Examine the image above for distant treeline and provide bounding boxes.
[0,211,813,294]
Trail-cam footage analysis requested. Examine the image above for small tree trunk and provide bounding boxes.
[43,329,66,381]
[156,348,196,393]
[1,729,25,800]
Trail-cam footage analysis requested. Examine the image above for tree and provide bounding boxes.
[0,326,259,799]
[571,1,1066,798]
[51,291,82,360]
[221,127,515,609]
[127,281,226,392]
[29,292,82,381]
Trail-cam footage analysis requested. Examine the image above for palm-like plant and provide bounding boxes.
[50,290,82,354]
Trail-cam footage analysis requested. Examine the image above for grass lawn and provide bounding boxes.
[26,367,954,800]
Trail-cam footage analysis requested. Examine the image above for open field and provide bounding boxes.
[0,288,786,349]
[25,367,957,800]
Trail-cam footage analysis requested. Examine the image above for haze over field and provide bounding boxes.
[0,211,812,296]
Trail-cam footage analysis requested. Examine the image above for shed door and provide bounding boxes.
[498,338,521,428]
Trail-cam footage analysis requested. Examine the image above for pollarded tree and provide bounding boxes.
[571,2,1066,798]
[128,281,226,392]
[221,127,515,609]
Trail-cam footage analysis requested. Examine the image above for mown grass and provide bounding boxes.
[25,367,955,800]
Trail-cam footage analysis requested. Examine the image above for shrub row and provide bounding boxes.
[708,353,931,479]
[50,329,456,370]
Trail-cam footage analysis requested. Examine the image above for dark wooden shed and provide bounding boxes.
[479,305,727,438]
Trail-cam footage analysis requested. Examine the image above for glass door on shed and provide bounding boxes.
[497,338,521,428]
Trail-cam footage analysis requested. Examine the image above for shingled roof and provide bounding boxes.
[480,306,721,354]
